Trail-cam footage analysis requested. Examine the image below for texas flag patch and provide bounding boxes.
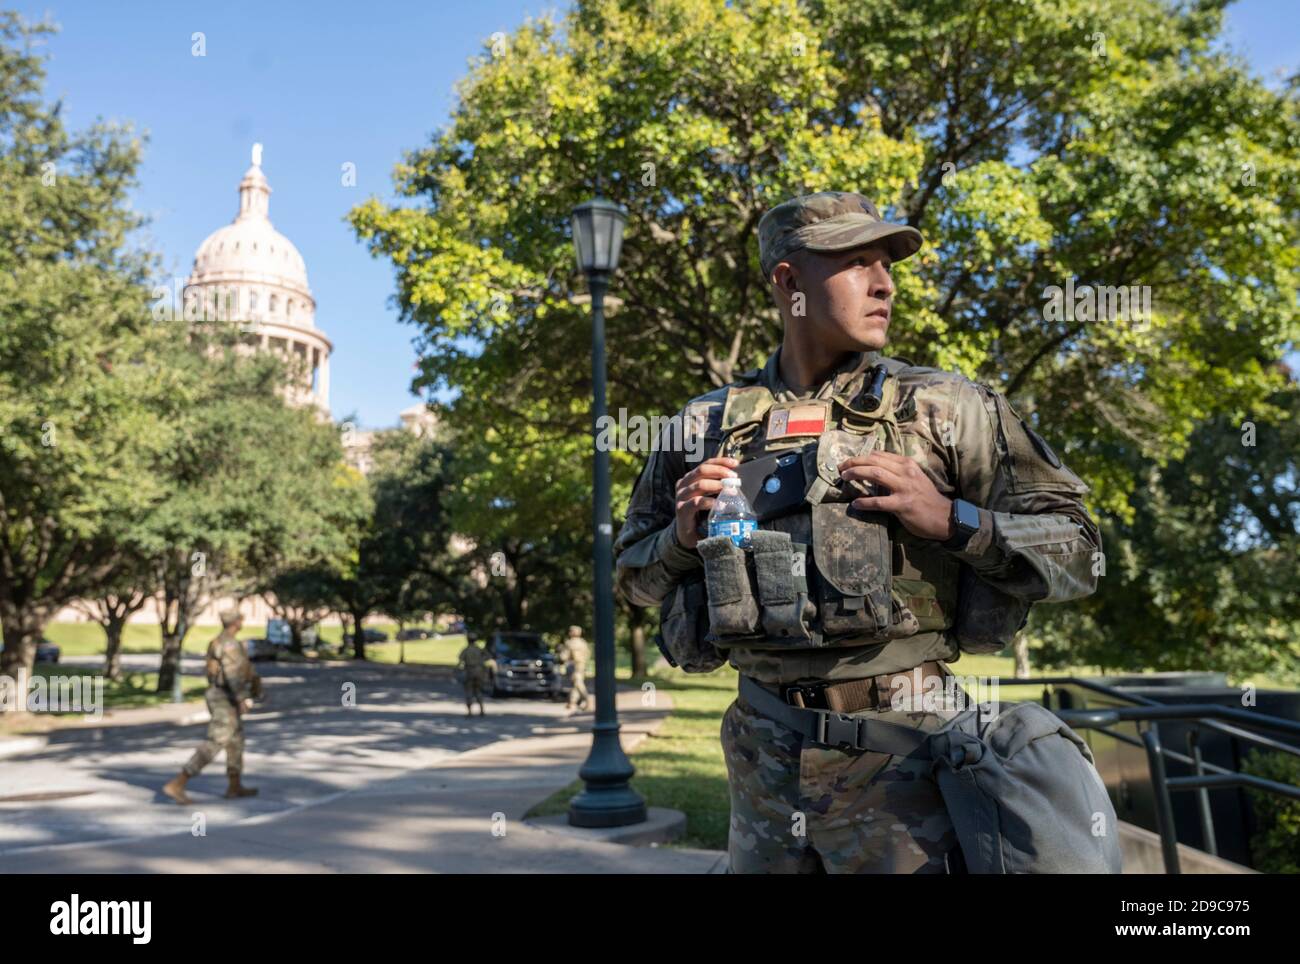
[767,401,829,440]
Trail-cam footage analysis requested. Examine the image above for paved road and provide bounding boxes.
[0,658,587,857]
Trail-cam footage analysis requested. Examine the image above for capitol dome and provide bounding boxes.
[185,145,332,411]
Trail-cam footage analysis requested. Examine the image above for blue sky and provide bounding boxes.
[15,0,1298,427]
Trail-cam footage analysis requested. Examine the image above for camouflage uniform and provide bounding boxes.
[556,630,591,710]
[722,677,975,873]
[183,629,259,778]
[613,194,1102,875]
[457,642,491,713]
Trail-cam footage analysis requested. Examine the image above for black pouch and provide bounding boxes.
[656,576,726,673]
[696,534,763,640]
[810,501,893,641]
[748,529,816,643]
[951,564,1030,654]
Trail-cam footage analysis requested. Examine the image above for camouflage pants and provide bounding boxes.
[721,677,967,874]
[184,688,244,777]
[566,661,589,709]
[463,675,486,704]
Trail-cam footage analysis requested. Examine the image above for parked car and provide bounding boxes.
[395,628,432,641]
[245,637,285,662]
[485,631,567,700]
[36,638,60,664]
[342,628,389,645]
[264,618,317,649]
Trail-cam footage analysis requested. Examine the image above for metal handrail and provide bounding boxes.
[985,675,1300,874]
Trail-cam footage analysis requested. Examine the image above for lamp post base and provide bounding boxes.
[568,788,648,828]
[567,722,648,828]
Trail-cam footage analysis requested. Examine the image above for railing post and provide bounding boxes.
[1143,724,1181,874]
[1186,728,1218,857]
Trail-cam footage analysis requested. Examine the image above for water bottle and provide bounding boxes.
[708,477,758,548]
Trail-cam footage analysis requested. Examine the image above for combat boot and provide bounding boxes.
[224,770,259,798]
[161,772,193,805]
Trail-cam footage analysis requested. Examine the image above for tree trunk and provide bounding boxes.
[1014,637,1031,678]
[104,618,126,681]
[628,606,647,679]
[156,560,198,693]
[158,631,185,693]
[350,610,368,660]
[0,614,40,712]
[289,620,304,654]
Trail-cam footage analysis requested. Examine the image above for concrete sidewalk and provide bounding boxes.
[1,689,727,874]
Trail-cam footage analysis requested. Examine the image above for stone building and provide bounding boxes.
[184,143,332,412]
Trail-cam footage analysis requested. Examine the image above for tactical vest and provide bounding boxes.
[691,359,959,652]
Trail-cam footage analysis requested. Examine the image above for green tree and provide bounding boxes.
[142,326,359,692]
[323,427,462,659]
[1034,369,1300,683]
[353,0,1298,511]
[365,429,460,631]
[253,429,370,653]
[0,13,178,682]
[350,0,1299,670]
[74,562,153,681]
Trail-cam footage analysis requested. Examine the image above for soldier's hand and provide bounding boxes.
[838,451,954,542]
[674,457,740,550]
[242,698,255,712]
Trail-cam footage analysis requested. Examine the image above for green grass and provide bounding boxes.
[42,621,215,657]
[526,665,737,850]
[40,621,470,666]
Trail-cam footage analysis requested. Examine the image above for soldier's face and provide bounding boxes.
[781,244,894,350]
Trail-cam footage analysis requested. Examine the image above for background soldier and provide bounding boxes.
[555,624,591,713]
[613,192,1102,874]
[161,609,262,804]
[456,632,491,716]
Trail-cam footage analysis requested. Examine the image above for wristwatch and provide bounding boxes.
[941,498,981,550]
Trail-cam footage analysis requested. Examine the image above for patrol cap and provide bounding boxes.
[758,191,923,280]
[218,608,242,628]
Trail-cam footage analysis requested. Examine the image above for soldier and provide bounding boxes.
[613,191,1102,874]
[161,609,262,804]
[456,632,491,716]
[555,625,591,713]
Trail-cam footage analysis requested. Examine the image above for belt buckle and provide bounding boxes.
[782,681,828,709]
[815,712,862,750]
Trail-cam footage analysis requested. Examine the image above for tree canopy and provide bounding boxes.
[351,0,1300,675]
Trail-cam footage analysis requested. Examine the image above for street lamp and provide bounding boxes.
[567,198,647,828]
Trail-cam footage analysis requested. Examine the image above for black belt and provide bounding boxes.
[738,674,934,758]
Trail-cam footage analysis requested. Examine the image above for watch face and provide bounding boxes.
[954,499,980,533]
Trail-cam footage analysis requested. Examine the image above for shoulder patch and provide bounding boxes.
[720,385,775,431]
[1025,426,1062,468]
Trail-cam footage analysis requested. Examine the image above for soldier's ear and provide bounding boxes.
[772,262,799,293]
